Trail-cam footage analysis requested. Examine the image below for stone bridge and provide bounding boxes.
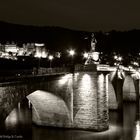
[96,65,140,110]
[0,64,139,132]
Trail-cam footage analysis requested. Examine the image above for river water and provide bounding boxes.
[0,98,139,140]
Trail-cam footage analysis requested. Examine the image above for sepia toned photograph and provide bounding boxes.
[0,0,139,140]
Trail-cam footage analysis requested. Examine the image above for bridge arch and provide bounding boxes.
[123,75,137,101]
[27,90,72,128]
[0,71,110,131]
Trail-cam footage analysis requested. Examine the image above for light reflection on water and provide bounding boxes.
[5,108,18,129]
[3,100,140,140]
[135,121,140,140]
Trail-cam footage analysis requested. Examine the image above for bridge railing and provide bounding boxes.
[74,64,117,72]
[37,67,70,75]
[0,67,71,82]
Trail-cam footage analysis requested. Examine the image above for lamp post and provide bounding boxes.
[48,55,54,68]
[68,49,75,63]
[68,49,75,73]
[34,52,42,75]
[69,49,75,57]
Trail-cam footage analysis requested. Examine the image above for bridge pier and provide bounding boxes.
[0,65,110,132]
[27,64,109,131]
[109,70,140,110]
[73,64,109,131]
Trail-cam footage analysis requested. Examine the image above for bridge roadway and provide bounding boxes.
[0,64,139,132]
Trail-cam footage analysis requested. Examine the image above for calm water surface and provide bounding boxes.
[0,98,139,140]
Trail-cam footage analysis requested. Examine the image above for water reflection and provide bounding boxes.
[135,121,140,140]
[5,108,18,129]
[2,99,32,140]
[1,97,139,140]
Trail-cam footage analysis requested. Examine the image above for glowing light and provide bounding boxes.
[69,49,75,56]
[92,52,99,61]
[135,121,140,140]
[41,51,47,58]
[133,62,139,66]
[48,55,54,60]
[114,55,122,61]
[35,43,45,47]
[83,52,88,58]
[82,74,90,81]
[118,56,122,61]
[114,55,118,59]
[35,52,42,58]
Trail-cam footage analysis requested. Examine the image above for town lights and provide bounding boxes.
[118,56,122,61]
[114,55,122,61]
[35,52,42,58]
[113,55,123,66]
[133,62,139,66]
[114,55,118,59]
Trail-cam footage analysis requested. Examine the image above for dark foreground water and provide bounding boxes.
[0,98,140,140]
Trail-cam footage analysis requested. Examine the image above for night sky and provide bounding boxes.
[0,0,140,31]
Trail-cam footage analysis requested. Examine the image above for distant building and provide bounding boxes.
[5,42,18,54]
[0,42,48,59]
[0,44,5,52]
[22,43,36,56]
[34,43,48,58]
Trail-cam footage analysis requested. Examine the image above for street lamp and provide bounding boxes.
[48,55,54,68]
[34,52,42,74]
[69,49,75,57]
[68,49,75,73]
[83,52,88,59]
[118,56,122,61]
